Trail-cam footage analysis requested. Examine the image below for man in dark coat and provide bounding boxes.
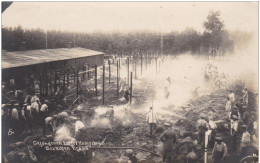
[159,123,177,163]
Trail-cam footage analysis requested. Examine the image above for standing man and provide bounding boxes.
[212,136,228,163]
[228,90,235,104]
[106,105,115,125]
[11,104,19,133]
[197,115,209,146]
[40,102,48,136]
[225,97,232,112]
[124,88,132,103]
[229,106,240,136]
[159,123,176,163]
[146,106,158,136]
[242,88,248,106]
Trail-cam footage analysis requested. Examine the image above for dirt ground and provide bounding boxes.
[2,63,258,163]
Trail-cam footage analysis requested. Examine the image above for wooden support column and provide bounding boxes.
[103,64,105,105]
[63,70,65,89]
[127,57,130,87]
[67,69,69,87]
[76,70,79,102]
[135,59,137,79]
[45,72,48,96]
[117,61,119,97]
[88,65,90,79]
[159,61,161,73]
[141,54,143,75]
[109,60,111,86]
[54,72,57,94]
[156,57,158,75]
[146,54,147,70]
[83,65,86,81]
[74,72,76,84]
[119,58,121,79]
[130,72,133,105]
[95,65,97,96]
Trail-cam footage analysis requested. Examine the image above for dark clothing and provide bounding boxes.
[236,102,244,115]
[124,90,130,102]
[212,142,227,163]
[149,123,157,136]
[230,111,239,121]
[129,155,137,163]
[160,129,177,162]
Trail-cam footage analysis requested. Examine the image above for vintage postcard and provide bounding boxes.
[1,2,258,163]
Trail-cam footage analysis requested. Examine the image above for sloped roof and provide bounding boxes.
[2,48,104,69]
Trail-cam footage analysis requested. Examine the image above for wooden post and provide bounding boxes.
[103,64,105,105]
[127,57,130,87]
[83,65,86,81]
[54,72,57,94]
[119,58,121,79]
[135,59,137,79]
[159,61,161,73]
[45,71,48,96]
[117,61,119,97]
[74,72,76,84]
[63,70,65,89]
[109,60,111,86]
[130,72,133,105]
[88,65,90,79]
[50,73,53,96]
[146,54,147,70]
[141,54,143,75]
[76,70,79,101]
[67,69,69,87]
[95,65,97,96]
[156,57,158,75]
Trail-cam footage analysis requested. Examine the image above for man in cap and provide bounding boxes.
[11,103,19,132]
[197,114,209,145]
[212,135,227,163]
[106,105,115,125]
[242,88,248,106]
[159,123,176,163]
[146,106,159,136]
[40,101,49,136]
[124,88,132,103]
[225,97,231,112]
[239,125,251,156]
[125,149,137,163]
[74,120,85,139]
[229,106,240,136]
[228,90,235,104]
[44,117,54,137]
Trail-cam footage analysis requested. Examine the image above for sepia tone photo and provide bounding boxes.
[1,2,259,163]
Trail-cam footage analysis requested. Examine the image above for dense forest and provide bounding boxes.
[2,11,252,56]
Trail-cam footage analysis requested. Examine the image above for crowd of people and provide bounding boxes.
[143,79,257,163]
[1,75,67,138]
[2,68,258,163]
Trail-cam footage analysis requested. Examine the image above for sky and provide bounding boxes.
[2,2,258,33]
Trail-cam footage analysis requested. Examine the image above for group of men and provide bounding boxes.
[2,93,50,136]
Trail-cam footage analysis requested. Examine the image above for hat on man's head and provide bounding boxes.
[215,136,222,141]
[232,106,238,110]
[242,125,247,129]
[126,149,133,155]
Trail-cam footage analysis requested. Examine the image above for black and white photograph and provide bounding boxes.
[1,1,259,163]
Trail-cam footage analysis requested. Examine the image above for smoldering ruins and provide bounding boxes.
[1,2,259,163]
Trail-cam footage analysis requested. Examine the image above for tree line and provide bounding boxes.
[2,11,252,56]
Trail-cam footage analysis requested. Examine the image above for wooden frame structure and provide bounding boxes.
[2,48,104,98]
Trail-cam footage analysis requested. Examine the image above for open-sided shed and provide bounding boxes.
[2,48,104,96]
